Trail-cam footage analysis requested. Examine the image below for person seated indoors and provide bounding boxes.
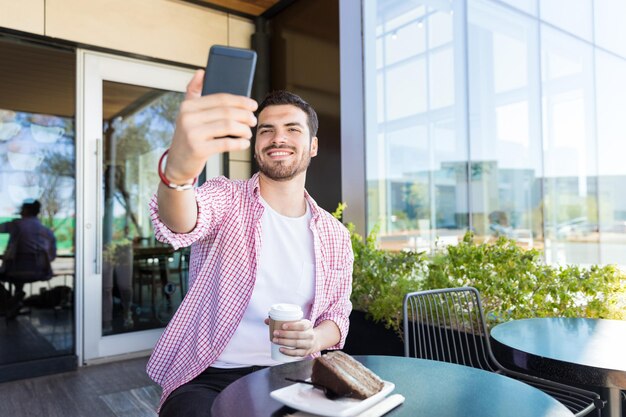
[148,70,354,417]
[488,210,514,238]
[0,199,57,319]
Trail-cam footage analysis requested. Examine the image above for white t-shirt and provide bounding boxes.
[212,197,316,368]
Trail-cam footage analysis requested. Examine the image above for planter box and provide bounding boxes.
[342,310,404,356]
[343,310,488,363]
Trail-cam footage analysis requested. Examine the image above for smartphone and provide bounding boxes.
[202,45,257,97]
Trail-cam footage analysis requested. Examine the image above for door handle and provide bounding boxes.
[95,137,103,275]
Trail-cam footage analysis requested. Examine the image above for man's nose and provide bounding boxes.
[270,130,288,144]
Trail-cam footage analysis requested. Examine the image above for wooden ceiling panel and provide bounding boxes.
[102,82,155,121]
[186,0,280,16]
[0,40,75,118]
[0,39,167,123]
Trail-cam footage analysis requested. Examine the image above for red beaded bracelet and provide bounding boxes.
[158,149,197,191]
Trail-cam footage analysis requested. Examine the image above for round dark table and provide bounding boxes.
[491,318,626,417]
[211,355,574,417]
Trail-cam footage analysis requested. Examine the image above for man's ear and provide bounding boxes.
[310,137,318,157]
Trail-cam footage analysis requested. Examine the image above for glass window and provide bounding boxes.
[594,0,626,59]
[468,0,542,248]
[385,125,430,243]
[384,59,427,120]
[429,48,455,109]
[0,38,76,367]
[383,15,426,66]
[376,73,385,122]
[541,26,599,264]
[539,0,592,41]
[376,37,383,70]
[362,0,626,269]
[428,8,454,49]
[367,0,467,252]
[499,0,537,16]
[596,50,626,264]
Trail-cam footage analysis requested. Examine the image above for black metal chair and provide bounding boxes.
[403,287,604,417]
[2,250,54,319]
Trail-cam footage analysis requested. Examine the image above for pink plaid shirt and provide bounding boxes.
[146,173,353,409]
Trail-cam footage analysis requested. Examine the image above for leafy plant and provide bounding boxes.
[334,204,626,339]
[103,238,133,264]
[333,204,426,337]
[426,233,626,324]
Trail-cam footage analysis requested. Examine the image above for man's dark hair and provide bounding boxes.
[257,90,319,138]
[21,200,41,217]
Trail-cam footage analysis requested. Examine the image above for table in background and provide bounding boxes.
[491,318,626,417]
[1,253,74,297]
[133,245,181,283]
[211,355,574,417]
[52,254,75,288]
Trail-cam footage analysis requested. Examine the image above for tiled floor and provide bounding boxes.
[0,356,159,417]
[0,309,70,366]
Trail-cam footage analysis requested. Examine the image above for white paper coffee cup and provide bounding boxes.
[268,303,303,362]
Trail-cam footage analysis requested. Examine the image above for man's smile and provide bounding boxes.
[264,146,296,159]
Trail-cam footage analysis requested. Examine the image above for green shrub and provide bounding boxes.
[426,233,626,324]
[333,204,427,336]
[335,204,626,338]
[348,221,427,336]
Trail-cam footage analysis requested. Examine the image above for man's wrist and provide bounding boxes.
[312,327,327,354]
[164,167,196,184]
[158,149,197,191]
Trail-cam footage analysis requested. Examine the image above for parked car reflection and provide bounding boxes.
[555,217,598,239]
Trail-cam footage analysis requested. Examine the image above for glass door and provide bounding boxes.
[80,51,194,362]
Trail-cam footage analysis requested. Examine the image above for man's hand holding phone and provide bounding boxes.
[158,45,257,233]
[164,69,258,184]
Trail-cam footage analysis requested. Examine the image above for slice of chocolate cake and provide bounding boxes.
[311,351,385,400]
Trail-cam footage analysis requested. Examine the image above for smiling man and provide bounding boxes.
[147,71,354,417]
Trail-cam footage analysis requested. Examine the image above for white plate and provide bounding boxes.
[270,380,395,417]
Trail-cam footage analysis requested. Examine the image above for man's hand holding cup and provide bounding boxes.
[267,304,320,362]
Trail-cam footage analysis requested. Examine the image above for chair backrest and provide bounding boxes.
[5,249,53,283]
[403,287,499,372]
[3,221,55,283]
[404,287,604,417]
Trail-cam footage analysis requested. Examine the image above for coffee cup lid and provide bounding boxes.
[269,303,303,320]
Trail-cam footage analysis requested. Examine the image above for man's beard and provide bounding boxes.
[256,144,312,181]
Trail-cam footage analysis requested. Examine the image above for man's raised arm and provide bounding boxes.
[157,70,257,233]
